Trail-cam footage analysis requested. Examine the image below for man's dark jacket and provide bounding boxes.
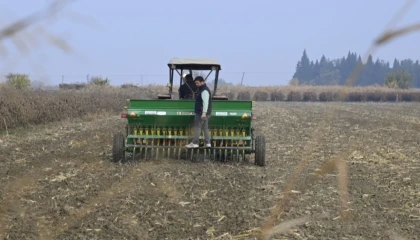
[194,83,212,116]
[179,82,197,99]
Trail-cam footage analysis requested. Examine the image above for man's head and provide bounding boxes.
[183,73,193,82]
[194,76,205,87]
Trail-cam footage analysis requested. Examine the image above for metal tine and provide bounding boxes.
[219,139,223,162]
[139,138,143,161]
[167,140,170,159]
[164,139,168,159]
[177,144,180,160]
[190,148,193,161]
[163,141,167,159]
[154,129,158,160]
[168,127,173,159]
[162,139,166,159]
[235,130,240,162]
[218,148,221,162]
[173,128,179,160]
[223,131,226,162]
[203,147,206,161]
[169,141,173,160]
[153,140,157,160]
[173,140,176,159]
[236,149,239,162]
[143,136,147,160]
[162,128,169,157]
[225,129,229,162]
[210,128,215,161]
[231,139,234,162]
[224,143,228,163]
[172,140,176,160]
[137,127,142,161]
[147,141,150,160]
[155,131,158,160]
[144,139,148,160]
[168,142,170,159]
[230,129,233,162]
[166,146,169,160]
[173,142,176,160]
[201,131,206,161]
[153,144,156,160]
[213,148,216,162]
[221,150,224,162]
[170,144,173,160]
[137,145,141,160]
[178,128,184,159]
[177,140,181,160]
[219,143,223,162]
[162,129,166,158]
[157,141,160,160]
[158,140,162,159]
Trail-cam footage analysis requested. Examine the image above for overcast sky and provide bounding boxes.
[0,0,419,86]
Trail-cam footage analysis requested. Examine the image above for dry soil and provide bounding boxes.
[0,102,419,240]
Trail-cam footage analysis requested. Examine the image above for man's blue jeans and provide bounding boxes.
[192,113,211,145]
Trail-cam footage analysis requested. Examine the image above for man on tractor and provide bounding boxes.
[185,76,212,148]
[178,73,197,99]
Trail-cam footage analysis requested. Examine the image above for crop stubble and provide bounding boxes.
[0,102,419,240]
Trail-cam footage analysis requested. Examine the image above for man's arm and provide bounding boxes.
[201,90,210,114]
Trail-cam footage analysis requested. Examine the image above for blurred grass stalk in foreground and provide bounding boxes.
[0,0,77,58]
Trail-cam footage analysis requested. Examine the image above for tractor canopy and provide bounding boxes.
[167,58,221,71]
[158,58,227,100]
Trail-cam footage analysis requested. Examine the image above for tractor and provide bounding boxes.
[112,58,266,166]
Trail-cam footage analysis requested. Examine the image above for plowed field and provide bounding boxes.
[0,102,419,240]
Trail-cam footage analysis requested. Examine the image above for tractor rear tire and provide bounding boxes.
[112,133,126,162]
[254,135,266,166]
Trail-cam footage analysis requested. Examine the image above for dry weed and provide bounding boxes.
[0,21,418,132]
[1,84,420,132]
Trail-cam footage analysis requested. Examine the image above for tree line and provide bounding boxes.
[292,50,420,88]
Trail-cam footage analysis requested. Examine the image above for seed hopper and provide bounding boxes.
[112,58,266,166]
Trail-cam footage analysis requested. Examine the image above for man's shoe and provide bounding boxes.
[185,142,199,148]
[206,143,211,147]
